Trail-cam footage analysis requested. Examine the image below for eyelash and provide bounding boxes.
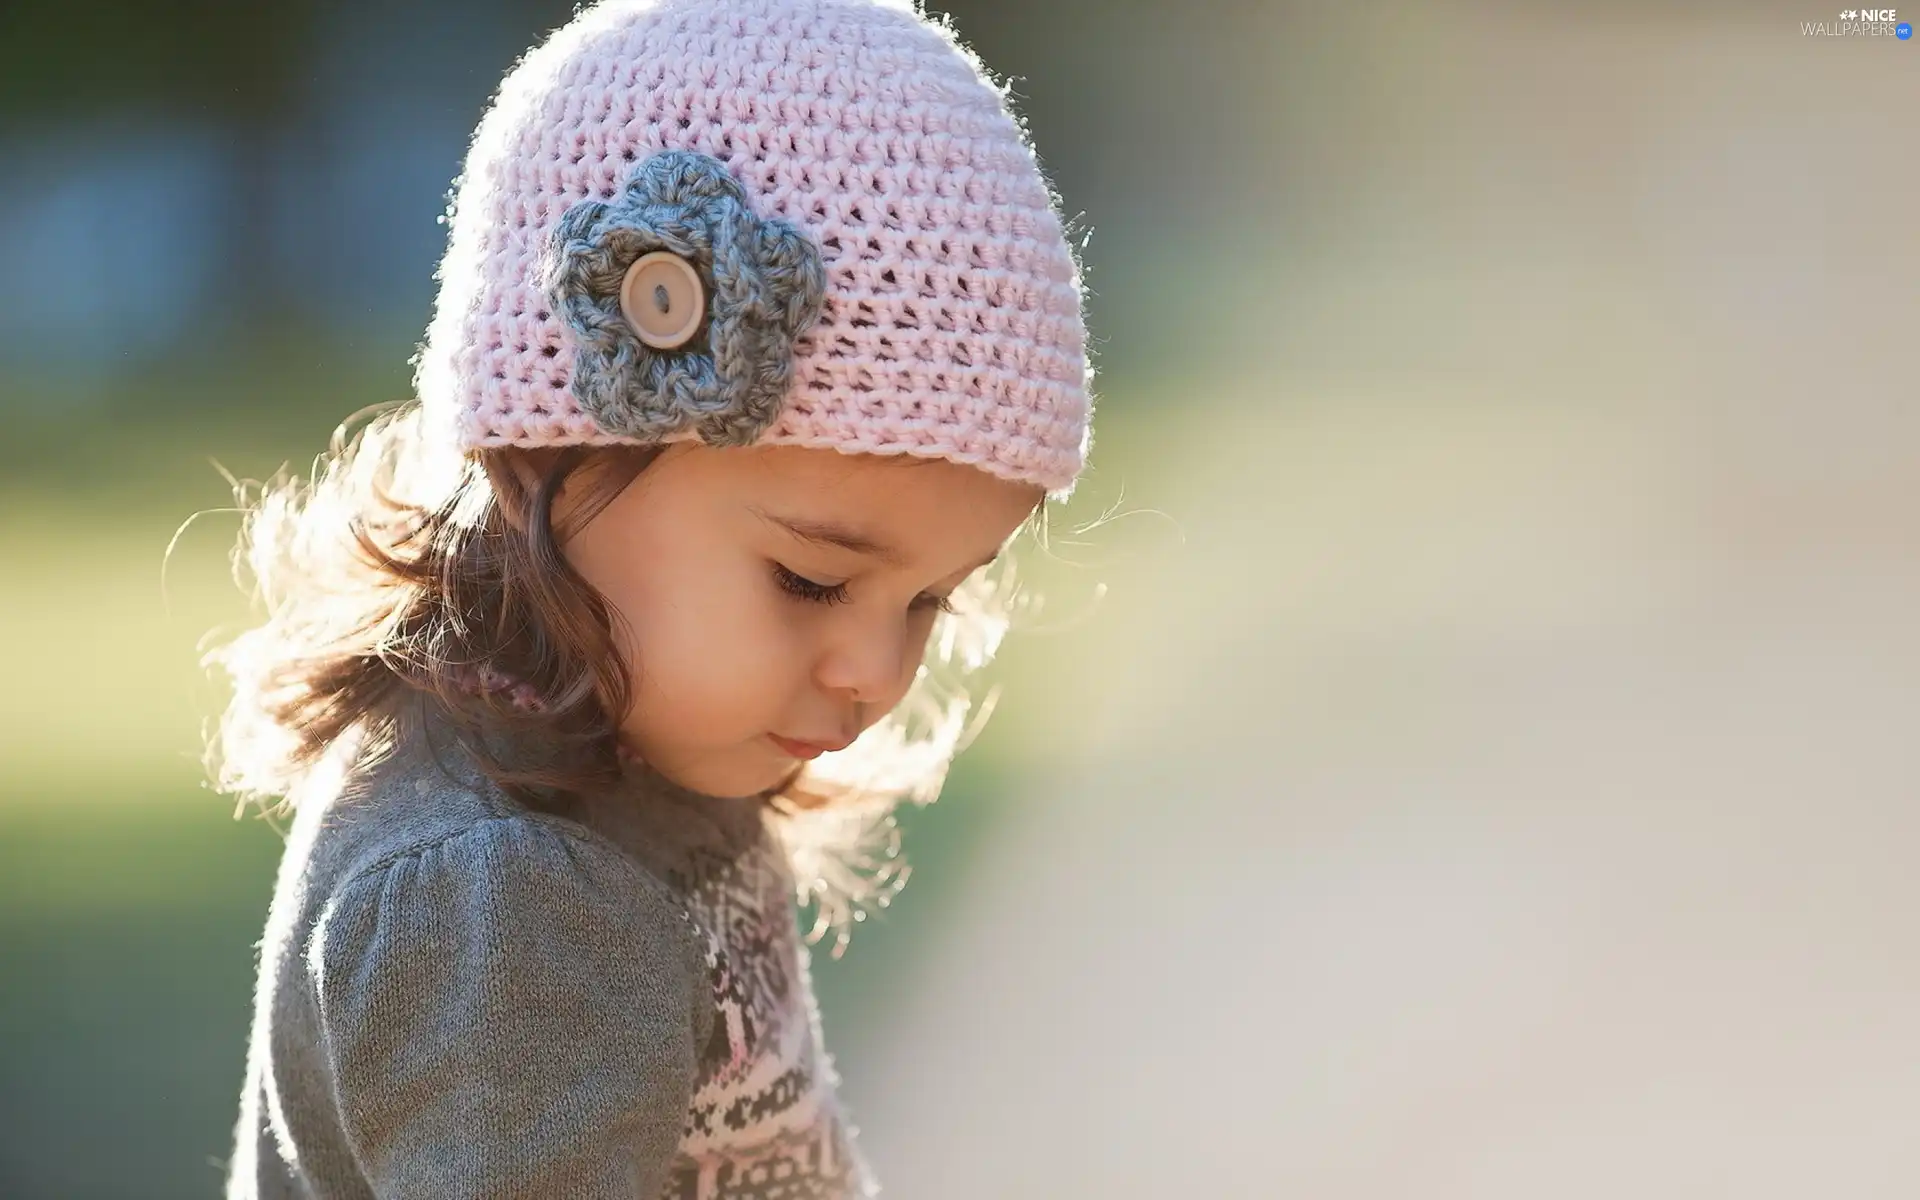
[771,564,955,614]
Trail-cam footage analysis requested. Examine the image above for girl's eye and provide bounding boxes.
[772,563,851,606]
[772,563,956,615]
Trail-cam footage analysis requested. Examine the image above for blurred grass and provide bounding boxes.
[0,344,1148,1199]
[0,788,281,1198]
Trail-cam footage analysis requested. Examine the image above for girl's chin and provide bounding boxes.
[649,749,793,800]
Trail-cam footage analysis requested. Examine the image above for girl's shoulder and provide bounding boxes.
[273,714,711,996]
[250,717,719,1196]
[287,717,557,888]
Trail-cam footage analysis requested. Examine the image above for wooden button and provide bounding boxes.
[618,251,706,349]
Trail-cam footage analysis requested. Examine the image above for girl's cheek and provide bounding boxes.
[696,565,804,683]
[884,621,937,708]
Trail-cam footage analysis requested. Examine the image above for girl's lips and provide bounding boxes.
[768,734,849,760]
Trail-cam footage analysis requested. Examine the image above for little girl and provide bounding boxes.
[206,0,1093,1196]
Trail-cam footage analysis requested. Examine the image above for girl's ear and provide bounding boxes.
[482,448,562,535]
[481,445,653,539]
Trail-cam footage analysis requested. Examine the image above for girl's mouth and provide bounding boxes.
[768,734,849,760]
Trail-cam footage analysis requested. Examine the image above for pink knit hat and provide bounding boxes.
[413,0,1094,494]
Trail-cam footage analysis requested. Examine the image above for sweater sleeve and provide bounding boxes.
[307,815,711,1200]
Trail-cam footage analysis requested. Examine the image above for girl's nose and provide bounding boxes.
[813,619,913,708]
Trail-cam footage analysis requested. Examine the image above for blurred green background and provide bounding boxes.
[5,1,1919,1197]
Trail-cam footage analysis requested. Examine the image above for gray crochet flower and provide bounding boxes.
[542,149,827,446]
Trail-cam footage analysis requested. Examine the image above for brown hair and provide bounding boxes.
[199,398,1024,954]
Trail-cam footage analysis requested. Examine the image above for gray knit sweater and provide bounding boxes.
[223,703,876,1198]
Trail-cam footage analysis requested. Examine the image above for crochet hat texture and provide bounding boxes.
[415,0,1094,493]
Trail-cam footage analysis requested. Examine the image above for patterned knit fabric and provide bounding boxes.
[648,783,870,1196]
[414,0,1094,493]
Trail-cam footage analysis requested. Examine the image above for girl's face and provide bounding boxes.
[556,443,1044,798]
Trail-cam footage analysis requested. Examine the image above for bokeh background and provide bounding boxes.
[3,0,1918,1195]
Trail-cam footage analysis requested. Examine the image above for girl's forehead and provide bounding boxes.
[729,444,1013,503]
[708,444,1041,555]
